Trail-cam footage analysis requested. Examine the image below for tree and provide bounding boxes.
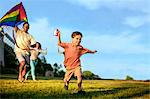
[126,75,134,80]
[83,71,95,79]
[40,55,47,64]
[36,57,53,76]
[36,57,65,77]
[0,43,18,74]
[83,70,101,80]
[57,70,65,77]
[4,43,17,69]
[53,63,65,77]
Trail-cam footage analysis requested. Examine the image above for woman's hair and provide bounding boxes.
[30,42,41,49]
[23,22,29,27]
[71,31,83,38]
[30,44,36,48]
[36,42,41,49]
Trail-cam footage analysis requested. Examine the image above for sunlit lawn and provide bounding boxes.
[0,74,150,99]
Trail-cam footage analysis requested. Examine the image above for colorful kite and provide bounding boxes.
[0,2,28,27]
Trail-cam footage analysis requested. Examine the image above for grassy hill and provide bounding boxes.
[0,74,150,98]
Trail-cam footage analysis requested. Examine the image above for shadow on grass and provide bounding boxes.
[120,90,150,98]
[62,87,150,98]
[1,87,149,99]
[67,87,130,98]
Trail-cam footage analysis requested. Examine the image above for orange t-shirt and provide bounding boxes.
[59,43,92,69]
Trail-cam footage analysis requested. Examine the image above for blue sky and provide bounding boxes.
[0,0,150,80]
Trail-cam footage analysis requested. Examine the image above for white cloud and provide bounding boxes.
[28,18,68,64]
[66,0,150,28]
[29,18,57,52]
[82,32,150,54]
[66,0,150,13]
[81,54,150,80]
[67,0,102,10]
[123,15,150,28]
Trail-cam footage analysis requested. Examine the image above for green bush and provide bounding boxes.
[126,75,134,80]
[0,67,18,74]
[83,71,94,79]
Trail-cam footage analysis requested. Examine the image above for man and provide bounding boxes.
[14,22,36,82]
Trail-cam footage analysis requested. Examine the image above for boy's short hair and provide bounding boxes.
[71,31,83,38]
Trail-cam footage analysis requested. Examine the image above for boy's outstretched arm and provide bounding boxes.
[82,48,97,54]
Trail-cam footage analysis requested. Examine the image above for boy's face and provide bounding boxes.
[72,35,82,46]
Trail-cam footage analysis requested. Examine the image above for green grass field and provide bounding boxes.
[0,74,150,99]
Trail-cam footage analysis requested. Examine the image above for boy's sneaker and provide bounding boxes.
[64,85,68,90]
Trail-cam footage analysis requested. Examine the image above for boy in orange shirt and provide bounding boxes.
[57,30,97,93]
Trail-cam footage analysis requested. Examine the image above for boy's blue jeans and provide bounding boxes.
[25,59,38,80]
